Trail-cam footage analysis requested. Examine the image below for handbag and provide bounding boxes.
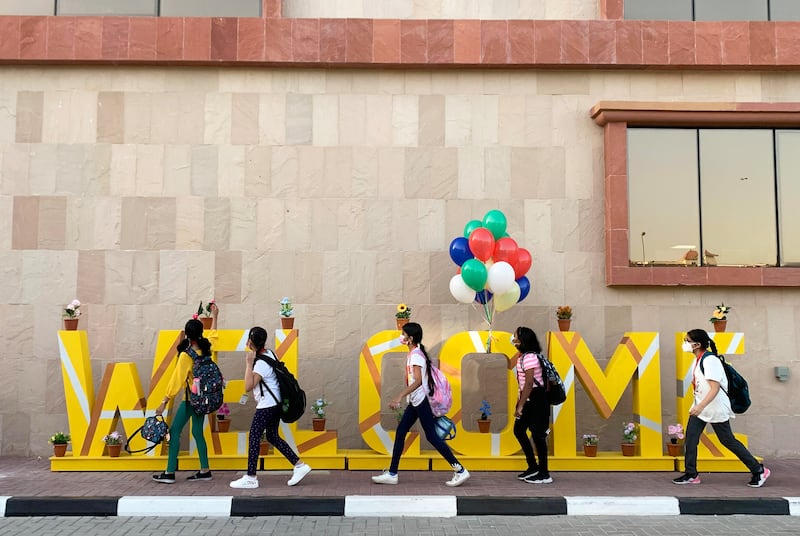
[125,415,170,454]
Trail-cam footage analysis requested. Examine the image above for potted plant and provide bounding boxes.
[62,299,81,331]
[621,422,639,456]
[102,431,124,457]
[556,306,572,332]
[259,430,271,456]
[582,434,598,457]
[395,303,411,330]
[477,400,492,433]
[710,302,731,333]
[311,397,330,431]
[49,431,71,457]
[666,423,684,457]
[279,297,295,329]
[194,299,215,329]
[216,403,231,432]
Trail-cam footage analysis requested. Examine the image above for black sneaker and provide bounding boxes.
[747,466,770,488]
[672,473,700,485]
[517,469,538,480]
[152,472,176,484]
[187,471,213,481]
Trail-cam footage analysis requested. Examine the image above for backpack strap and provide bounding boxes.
[255,349,281,405]
[525,353,545,388]
[698,352,729,396]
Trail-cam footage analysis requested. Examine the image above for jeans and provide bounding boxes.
[166,401,209,473]
[513,388,550,475]
[683,414,761,475]
[390,397,460,474]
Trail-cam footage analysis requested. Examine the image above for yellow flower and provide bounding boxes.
[397,304,407,313]
[395,303,411,319]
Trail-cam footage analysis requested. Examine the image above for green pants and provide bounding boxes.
[166,401,209,473]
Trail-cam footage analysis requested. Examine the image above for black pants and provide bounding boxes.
[513,388,550,476]
[683,415,760,475]
[390,397,460,474]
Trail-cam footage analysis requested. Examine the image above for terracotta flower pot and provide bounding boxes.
[107,444,122,458]
[396,318,409,331]
[557,319,571,332]
[217,419,231,433]
[620,443,636,457]
[53,444,68,457]
[259,441,271,456]
[312,418,326,432]
[713,320,727,333]
[281,317,295,329]
[63,318,79,331]
[667,442,683,457]
[477,419,491,433]
[583,444,598,457]
[200,317,213,330]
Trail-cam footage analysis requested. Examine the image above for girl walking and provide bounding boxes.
[229,326,311,489]
[372,322,470,487]
[152,304,219,483]
[672,328,769,487]
[507,326,552,484]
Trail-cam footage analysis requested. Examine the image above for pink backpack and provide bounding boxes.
[428,366,452,417]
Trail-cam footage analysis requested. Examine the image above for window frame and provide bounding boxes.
[592,101,800,286]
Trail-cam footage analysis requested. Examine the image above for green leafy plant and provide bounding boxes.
[582,434,598,446]
[556,305,572,320]
[622,422,639,444]
[194,299,215,319]
[102,431,123,446]
[668,423,684,445]
[49,432,71,445]
[63,299,81,319]
[395,303,411,319]
[311,397,330,419]
[280,297,294,318]
[479,400,492,420]
[710,303,731,323]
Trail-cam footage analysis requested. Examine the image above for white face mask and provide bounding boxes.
[399,336,408,346]
[681,341,695,353]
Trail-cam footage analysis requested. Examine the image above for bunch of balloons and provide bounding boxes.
[448,210,532,326]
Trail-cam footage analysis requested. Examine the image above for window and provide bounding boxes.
[624,0,692,21]
[57,0,157,16]
[694,0,767,21]
[626,0,793,20]
[628,128,791,267]
[0,0,262,17]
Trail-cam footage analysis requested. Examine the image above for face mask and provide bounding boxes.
[681,341,694,353]
[511,337,519,346]
[399,336,408,345]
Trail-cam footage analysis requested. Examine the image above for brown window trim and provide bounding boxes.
[592,101,800,286]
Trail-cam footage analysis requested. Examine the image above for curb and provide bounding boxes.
[1,496,798,517]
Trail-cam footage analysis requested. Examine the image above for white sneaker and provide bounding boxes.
[445,468,470,487]
[371,470,399,484]
[287,462,312,486]
[229,475,259,489]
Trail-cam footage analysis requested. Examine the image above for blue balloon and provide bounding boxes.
[517,276,530,303]
[449,236,474,266]
[475,290,493,304]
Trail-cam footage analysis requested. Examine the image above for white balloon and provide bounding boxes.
[487,261,515,295]
[495,283,521,312]
[450,274,476,304]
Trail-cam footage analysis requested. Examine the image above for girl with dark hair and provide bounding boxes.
[672,328,769,487]
[230,326,311,489]
[507,326,552,484]
[152,303,219,484]
[372,322,470,487]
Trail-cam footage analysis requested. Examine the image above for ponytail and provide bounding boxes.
[197,336,212,357]
[419,343,436,397]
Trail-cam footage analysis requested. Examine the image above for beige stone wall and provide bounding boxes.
[2,66,799,456]
[283,0,598,19]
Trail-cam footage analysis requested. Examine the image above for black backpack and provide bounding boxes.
[184,347,225,415]
[699,353,751,414]
[530,353,567,406]
[256,350,306,423]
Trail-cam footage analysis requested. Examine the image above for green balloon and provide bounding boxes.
[461,259,488,291]
[463,219,482,238]
[482,210,507,240]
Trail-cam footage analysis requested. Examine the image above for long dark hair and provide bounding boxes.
[178,318,212,357]
[515,326,542,354]
[249,326,268,354]
[687,328,718,355]
[403,322,435,396]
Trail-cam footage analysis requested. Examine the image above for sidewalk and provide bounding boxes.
[1,457,798,516]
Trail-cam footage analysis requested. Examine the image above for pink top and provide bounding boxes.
[517,352,544,391]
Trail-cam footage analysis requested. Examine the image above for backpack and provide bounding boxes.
[427,366,453,417]
[530,353,566,406]
[185,348,225,415]
[699,353,751,414]
[256,350,307,423]
[125,416,169,454]
[434,416,456,440]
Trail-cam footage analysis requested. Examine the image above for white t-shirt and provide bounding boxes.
[693,352,733,423]
[406,348,428,407]
[253,351,281,410]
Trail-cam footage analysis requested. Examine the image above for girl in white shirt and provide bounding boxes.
[371,322,470,487]
[672,328,769,487]
[230,327,311,489]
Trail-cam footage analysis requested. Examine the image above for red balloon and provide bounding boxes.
[493,237,519,266]
[468,228,495,262]
[513,248,532,279]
